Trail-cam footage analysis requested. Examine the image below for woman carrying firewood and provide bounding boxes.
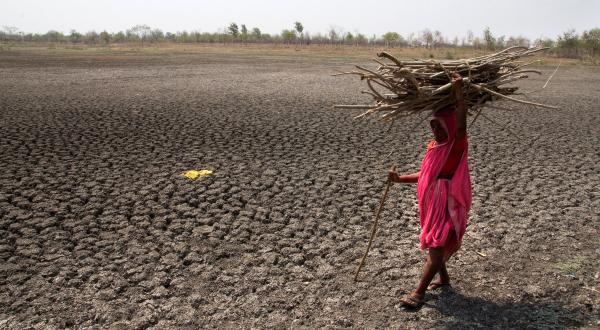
[388,72,471,308]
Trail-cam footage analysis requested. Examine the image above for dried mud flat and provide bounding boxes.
[0,49,599,329]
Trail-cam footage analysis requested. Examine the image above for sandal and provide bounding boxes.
[399,292,424,309]
[427,281,451,291]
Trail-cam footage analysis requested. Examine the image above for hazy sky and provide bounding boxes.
[2,0,598,40]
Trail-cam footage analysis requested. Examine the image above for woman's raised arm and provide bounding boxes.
[452,73,467,139]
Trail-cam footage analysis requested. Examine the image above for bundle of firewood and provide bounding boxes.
[333,46,557,124]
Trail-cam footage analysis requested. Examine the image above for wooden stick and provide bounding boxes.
[333,105,375,109]
[377,51,404,67]
[354,165,396,282]
[366,79,386,101]
[475,85,558,109]
[520,61,561,95]
[469,107,484,128]
[354,107,380,119]
[431,77,472,96]
[543,61,561,89]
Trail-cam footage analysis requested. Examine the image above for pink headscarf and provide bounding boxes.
[416,108,471,252]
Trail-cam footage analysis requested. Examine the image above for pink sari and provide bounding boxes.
[416,110,471,258]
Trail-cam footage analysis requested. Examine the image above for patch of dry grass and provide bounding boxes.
[0,42,582,65]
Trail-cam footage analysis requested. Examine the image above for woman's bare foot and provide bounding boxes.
[427,280,451,290]
[399,291,425,308]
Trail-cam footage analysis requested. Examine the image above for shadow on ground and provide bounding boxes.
[420,289,585,329]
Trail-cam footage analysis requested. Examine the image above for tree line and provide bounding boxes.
[1,23,598,59]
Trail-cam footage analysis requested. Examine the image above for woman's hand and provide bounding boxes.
[388,170,400,183]
[388,171,420,184]
[451,72,464,102]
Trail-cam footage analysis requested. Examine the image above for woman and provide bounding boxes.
[388,73,471,308]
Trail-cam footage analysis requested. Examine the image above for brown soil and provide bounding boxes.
[0,48,598,329]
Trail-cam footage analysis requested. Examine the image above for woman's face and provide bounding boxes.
[430,119,448,143]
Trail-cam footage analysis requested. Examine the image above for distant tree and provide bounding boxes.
[344,32,354,45]
[69,29,83,43]
[240,24,248,43]
[228,23,239,40]
[191,30,201,43]
[508,35,530,48]
[2,26,19,41]
[496,35,505,48]
[85,31,99,44]
[165,32,176,42]
[99,31,110,44]
[308,32,323,45]
[369,34,377,45]
[21,33,33,42]
[294,21,304,44]
[582,28,600,57]
[355,33,367,46]
[261,33,272,42]
[514,36,531,48]
[113,31,126,43]
[328,28,339,44]
[433,30,444,47]
[382,31,400,47]
[45,30,64,43]
[150,29,164,43]
[534,37,555,49]
[128,25,152,46]
[294,21,304,35]
[251,27,261,41]
[466,30,474,46]
[557,29,581,58]
[519,36,532,48]
[516,36,531,47]
[177,31,190,43]
[483,27,495,50]
[406,32,413,46]
[420,29,433,48]
[452,36,459,47]
[304,31,312,45]
[472,36,482,49]
[281,29,296,44]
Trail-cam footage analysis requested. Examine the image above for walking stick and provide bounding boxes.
[354,165,396,282]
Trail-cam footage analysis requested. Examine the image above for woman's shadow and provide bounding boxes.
[405,287,589,329]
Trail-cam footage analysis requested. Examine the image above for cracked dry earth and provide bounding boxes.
[0,49,599,329]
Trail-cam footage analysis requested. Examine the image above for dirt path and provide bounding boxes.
[0,50,598,329]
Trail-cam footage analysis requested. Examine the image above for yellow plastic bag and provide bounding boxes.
[182,169,213,180]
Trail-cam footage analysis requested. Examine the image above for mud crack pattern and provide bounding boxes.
[0,51,599,328]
